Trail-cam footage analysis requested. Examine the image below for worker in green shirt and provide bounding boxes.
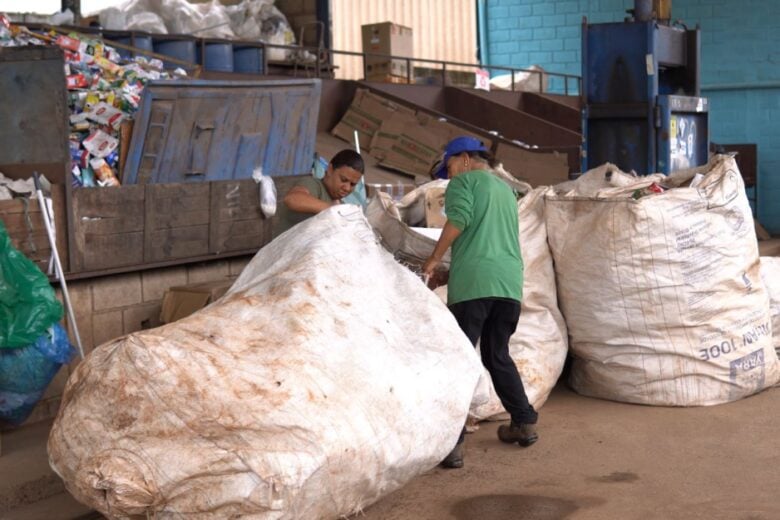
[273,149,365,237]
[422,136,538,469]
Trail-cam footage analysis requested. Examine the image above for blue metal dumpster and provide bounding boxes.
[123,79,321,184]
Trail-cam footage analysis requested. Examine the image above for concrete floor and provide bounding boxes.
[0,420,94,520]
[361,382,780,520]
[3,381,778,519]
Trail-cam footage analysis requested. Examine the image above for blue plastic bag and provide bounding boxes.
[0,323,76,426]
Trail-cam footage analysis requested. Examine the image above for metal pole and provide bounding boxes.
[407,57,411,84]
[33,173,84,359]
[442,62,447,86]
[61,0,80,22]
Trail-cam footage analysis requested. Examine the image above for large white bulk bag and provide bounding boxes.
[760,256,780,355]
[365,180,452,266]
[367,176,568,419]
[545,155,780,406]
[48,205,483,519]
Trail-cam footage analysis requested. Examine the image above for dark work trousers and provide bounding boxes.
[450,297,538,445]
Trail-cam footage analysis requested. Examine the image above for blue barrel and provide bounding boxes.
[102,30,133,60]
[131,33,154,56]
[233,45,265,74]
[153,37,197,69]
[199,41,234,72]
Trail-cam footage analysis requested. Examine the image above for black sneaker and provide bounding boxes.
[497,422,538,447]
[440,443,464,469]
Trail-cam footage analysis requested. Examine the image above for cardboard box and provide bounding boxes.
[159,278,234,324]
[379,114,492,178]
[364,72,410,84]
[331,88,415,152]
[494,142,570,187]
[362,22,413,75]
[369,110,420,161]
[379,115,451,177]
[424,187,447,228]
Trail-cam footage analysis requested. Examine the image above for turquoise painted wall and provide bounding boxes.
[487,0,780,233]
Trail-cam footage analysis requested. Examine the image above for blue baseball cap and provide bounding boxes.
[435,136,489,179]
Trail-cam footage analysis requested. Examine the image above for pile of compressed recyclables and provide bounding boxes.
[0,14,185,189]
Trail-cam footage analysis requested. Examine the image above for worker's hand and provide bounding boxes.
[422,255,440,279]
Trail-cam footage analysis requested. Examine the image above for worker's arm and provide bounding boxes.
[422,177,472,277]
[283,185,339,214]
[422,221,462,276]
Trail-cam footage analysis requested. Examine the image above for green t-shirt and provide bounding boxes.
[273,176,332,237]
[445,170,523,305]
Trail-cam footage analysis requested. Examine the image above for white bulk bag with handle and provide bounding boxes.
[368,173,567,420]
[545,155,780,406]
[433,187,568,420]
[760,256,780,356]
[48,205,483,519]
[365,180,451,266]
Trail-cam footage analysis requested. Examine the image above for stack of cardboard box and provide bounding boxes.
[332,88,489,178]
[332,88,571,186]
[330,88,415,154]
[361,22,413,83]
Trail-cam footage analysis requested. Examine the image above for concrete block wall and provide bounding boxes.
[486,0,780,233]
[19,256,253,426]
[486,0,621,93]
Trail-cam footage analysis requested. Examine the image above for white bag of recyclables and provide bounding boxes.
[365,168,531,267]
[545,155,780,406]
[760,256,780,355]
[367,175,567,419]
[366,179,451,266]
[433,187,568,420]
[96,0,295,49]
[48,205,483,519]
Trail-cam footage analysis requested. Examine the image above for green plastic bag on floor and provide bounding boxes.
[0,220,63,348]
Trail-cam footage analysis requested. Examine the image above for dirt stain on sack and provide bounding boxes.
[588,471,639,483]
[304,279,319,297]
[452,494,581,520]
[295,302,317,317]
[266,282,294,303]
[111,411,137,430]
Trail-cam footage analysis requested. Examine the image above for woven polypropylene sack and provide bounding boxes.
[365,180,452,266]
[48,206,483,519]
[545,155,780,406]
[433,187,568,420]
[760,256,780,356]
[368,178,566,418]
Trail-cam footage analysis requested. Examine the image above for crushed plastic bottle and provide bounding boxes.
[0,15,187,189]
